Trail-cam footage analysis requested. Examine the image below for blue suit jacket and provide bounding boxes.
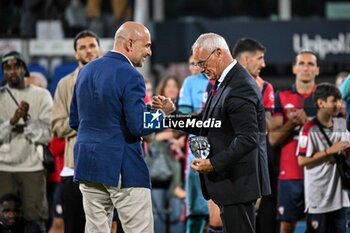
[69,51,159,188]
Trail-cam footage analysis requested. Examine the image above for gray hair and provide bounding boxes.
[192,33,230,53]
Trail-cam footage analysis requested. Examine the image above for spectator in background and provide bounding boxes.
[335,71,349,89]
[232,37,277,233]
[47,137,65,233]
[145,78,154,102]
[26,71,48,89]
[0,1,21,37]
[25,69,65,233]
[334,72,348,119]
[51,30,102,233]
[0,54,30,86]
[269,50,319,233]
[297,83,350,233]
[64,0,88,37]
[20,0,67,38]
[0,51,52,231]
[86,0,133,37]
[20,0,42,38]
[178,50,210,233]
[0,193,43,233]
[151,75,185,233]
[339,73,350,131]
[232,37,274,130]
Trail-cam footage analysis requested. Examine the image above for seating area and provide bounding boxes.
[50,62,78,94]
[27,63,50,79]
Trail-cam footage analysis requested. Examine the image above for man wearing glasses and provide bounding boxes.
[153,33,271,233]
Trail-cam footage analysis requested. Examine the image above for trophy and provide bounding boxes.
[189,136,211,159]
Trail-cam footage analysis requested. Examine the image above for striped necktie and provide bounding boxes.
[211,80,220,96]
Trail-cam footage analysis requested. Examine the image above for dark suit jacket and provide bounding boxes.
[69,51,160,188]
[179,62,271,206]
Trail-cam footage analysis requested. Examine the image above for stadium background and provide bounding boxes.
[0,0,349,94]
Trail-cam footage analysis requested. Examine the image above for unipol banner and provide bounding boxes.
[292,33,350,60]
[154,20,350,64]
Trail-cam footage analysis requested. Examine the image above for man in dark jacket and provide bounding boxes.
[0,193,42,233]
[153,32,271,233]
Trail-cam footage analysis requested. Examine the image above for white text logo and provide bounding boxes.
[293,33,350,59]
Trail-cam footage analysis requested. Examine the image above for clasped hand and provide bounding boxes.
[287,109,308,126]
[151,96,176,115]
[10,101,30,125]
[328,141,350,157]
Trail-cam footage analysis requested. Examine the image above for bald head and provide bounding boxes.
[26,71,48,88]
[115,22,149,42]
[113,22,152,67]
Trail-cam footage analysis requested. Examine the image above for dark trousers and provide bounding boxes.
[307,208,348,233]
[220,201,256,233]
[256,195,279,233]
[46,181,60,230]
[256,141,280,233]
[61,176,85,233]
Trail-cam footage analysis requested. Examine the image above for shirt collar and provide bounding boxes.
[217,59,237,85]
[111,50,134,67]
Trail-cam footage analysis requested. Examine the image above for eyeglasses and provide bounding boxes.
[194,50,216,68]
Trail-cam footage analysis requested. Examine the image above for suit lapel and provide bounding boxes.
[203,64,239,119]
[202,91,213,120]
[204,83,226,119]
[200,82,226,136]
[202,63,242,125]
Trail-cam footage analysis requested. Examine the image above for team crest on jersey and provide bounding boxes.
[311,220,319,229]
[285,103,295,109]
[299,135,308,148]
[278,206,284,215]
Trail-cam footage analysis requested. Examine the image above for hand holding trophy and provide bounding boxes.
[189,136,211,159]
[189,136,214,173]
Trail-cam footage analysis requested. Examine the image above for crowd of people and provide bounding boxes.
[0,0,134,38]
[1,20,350,233]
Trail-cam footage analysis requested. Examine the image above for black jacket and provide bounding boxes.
[176,62,271,205]
[0,218,42,233]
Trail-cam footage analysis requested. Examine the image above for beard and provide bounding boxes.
[132,58,143,68]
[8,75,22,88]
[80,59,89,66]
[79,56,95,66]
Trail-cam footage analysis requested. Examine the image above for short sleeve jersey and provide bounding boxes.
[273,85,317,180]
[297,117,350,213]
[259,77,275,112]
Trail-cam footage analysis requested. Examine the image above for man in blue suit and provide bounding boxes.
[69,21,174,233]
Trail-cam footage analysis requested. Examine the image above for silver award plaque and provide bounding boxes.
[189,136,210,159]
